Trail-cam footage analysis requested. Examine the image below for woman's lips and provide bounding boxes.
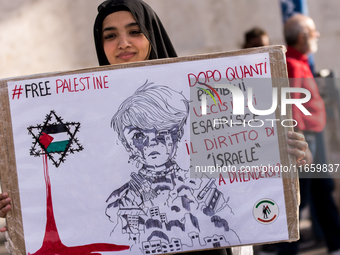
[118,52,136,60]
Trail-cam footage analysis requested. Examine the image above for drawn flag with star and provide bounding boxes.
[39,124,70,153]
[28,110,83,167]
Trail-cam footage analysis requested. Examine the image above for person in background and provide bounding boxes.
[0,1,308,255]
[276,13,340,255]
[243,27,270,48]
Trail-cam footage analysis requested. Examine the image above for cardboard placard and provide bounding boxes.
[0,45,299,255]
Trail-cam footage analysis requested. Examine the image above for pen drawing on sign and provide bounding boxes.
[105,82,241,253]
[27,110,129,255]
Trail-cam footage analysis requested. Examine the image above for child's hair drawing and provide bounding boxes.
[111,81,189,148]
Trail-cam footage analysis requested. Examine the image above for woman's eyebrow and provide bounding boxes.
[102,26,116,33]
[102,22,139,33]
[125,22,139,29]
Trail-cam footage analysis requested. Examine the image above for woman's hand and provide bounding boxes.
[0,192,11,218]
[286,131,308,166]
[0,192,11,232]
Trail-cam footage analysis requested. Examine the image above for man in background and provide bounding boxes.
[279,13,340,255]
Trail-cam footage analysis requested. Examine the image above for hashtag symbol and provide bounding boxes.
[12,85,23,100]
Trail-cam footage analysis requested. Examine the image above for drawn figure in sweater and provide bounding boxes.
[105,82,241,252]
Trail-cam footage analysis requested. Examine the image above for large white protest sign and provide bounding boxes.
[0,46,298,255]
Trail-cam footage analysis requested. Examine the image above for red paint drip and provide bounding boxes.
[28,154,129,255]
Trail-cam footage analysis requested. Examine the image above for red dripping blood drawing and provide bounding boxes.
[27,110,129,255]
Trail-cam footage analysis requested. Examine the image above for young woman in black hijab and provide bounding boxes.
[93,0,177,66]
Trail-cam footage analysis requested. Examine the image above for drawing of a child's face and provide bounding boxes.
[123,125,180,168]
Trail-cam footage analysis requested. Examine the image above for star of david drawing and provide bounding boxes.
[28,110,83,167]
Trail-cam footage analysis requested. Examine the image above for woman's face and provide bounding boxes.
[102,11,150,65]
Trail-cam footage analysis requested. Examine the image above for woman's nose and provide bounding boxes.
[118,35,131,49]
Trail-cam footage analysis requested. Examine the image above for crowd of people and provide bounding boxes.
[0,0,338,255]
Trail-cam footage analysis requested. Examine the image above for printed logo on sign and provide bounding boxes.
[199,84,311,116]
[253,198,279,224]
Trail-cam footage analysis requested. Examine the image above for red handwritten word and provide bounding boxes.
[225,61,267,81]
[204,130,259,151]
[188,70,222,87]
[187,60,268,87]
[185,141,197,155]
[56,75,109,94]
[193,101,229,117]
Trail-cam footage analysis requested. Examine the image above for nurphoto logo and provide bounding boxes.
[197,83,311,128]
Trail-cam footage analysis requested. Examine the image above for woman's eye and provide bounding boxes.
[130,30,143,36]
[103,33,116,40]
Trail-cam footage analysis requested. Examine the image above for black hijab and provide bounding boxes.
[94,0,177,66]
